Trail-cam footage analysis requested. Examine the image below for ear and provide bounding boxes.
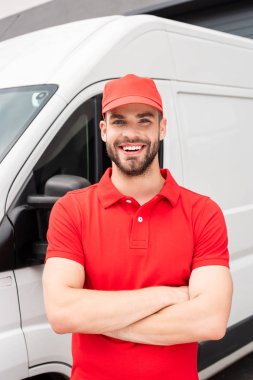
[100,120,107,142]
[159,117,167,141]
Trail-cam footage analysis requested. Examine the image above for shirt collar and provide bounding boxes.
[97,168,181,208]
[159,168,181,206]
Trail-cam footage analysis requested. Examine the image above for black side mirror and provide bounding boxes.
[27,174,91,208]
[24,174,91,265]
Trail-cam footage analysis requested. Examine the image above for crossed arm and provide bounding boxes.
[103,265,233,345]
[43,258,232,345]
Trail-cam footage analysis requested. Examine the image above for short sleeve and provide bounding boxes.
[45,194,85,266]
[192,198,229,270]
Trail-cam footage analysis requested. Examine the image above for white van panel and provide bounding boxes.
[168,29,253,89]
[0,16,119,88]
[52,18,171,103]
[1,14,253,106]
[0,271,28,379]
[172,81,253,326]
[228,253,253,325]
[14,266,72,367]
[88,30,175,83]
[173,84,253,209]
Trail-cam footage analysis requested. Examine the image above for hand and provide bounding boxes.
[161,286,189,306]
[172,286,189,303]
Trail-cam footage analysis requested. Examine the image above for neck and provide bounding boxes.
[110,159,165,205]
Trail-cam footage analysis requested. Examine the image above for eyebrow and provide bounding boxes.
[109,114,126,120]
[109,112,155,120]
[136,112,155,118]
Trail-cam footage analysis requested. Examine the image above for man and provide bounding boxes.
[43,74,233,380]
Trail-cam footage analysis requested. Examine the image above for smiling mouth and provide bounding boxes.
[119,144,146,154]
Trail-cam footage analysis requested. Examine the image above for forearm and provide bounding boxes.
[46,285,183,335]
[104,296,229,345]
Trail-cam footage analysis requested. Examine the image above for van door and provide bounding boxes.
[6,86,108,375]
[0,218,28,379]
[171,80,253,372]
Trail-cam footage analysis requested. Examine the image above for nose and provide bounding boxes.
[121,123,141,139]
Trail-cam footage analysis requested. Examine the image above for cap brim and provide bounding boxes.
[102,95,163,115]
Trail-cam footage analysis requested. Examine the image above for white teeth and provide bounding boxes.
[123,146,142,151]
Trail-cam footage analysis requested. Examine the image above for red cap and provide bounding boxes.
[102,74,163,115]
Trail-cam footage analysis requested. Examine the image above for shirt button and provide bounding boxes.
[126,199,132,203]
[138,216,143,223]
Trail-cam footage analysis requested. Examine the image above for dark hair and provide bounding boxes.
[158,110,163,122]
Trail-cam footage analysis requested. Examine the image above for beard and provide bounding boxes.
[106,136,160,177]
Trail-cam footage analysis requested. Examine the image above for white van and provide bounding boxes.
[0,14,252,380]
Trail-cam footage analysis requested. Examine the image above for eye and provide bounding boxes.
[112,119,125,125]
[139,118,151,124]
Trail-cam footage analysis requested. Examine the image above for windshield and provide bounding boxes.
[0,84,58,162]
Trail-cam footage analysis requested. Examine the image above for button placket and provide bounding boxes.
[129,211,149,249]
[129,196,161,250]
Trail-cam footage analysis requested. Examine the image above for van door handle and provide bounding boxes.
[0,276,12,287]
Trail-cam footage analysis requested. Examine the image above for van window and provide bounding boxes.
[33,95,104,193]
[0,84,57,163]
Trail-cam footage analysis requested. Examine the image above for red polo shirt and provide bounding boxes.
[46,168,229,380]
